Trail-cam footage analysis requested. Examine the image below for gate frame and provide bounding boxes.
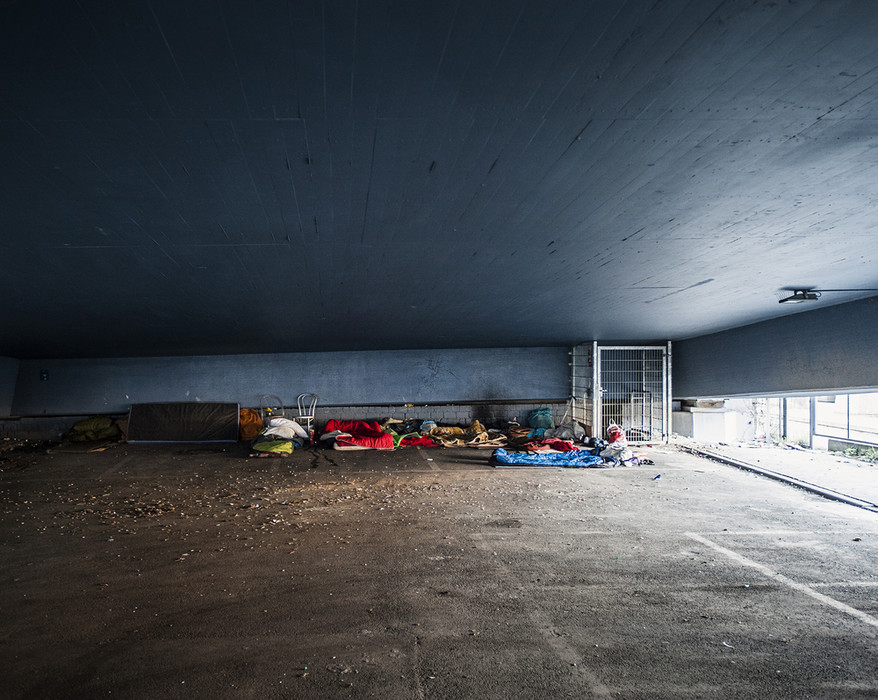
[590,341,672,444]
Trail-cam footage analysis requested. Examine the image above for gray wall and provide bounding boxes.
[0,357,19,417]
[674,297,878,398]
[11,347,569,416]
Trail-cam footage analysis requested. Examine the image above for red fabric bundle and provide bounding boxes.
[607,425,627,444]
[336,433,395,450]
[323,419,395,450]
[400,435,438,447]
[322,419,386,437]
[525,438,578,453]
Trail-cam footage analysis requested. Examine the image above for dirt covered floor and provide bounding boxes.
[2,439,878,699]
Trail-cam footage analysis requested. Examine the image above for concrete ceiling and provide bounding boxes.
[2,0,878,359]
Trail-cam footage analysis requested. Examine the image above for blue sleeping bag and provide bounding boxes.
[491,448,609,468]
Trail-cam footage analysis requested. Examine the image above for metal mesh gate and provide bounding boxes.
[570,342,671,442]
[596,345,670,443]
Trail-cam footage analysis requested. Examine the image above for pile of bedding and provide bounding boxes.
[490,412,604,467]
[317,417,509,450]
[250,417,309,457]
[309,414,653,468]
[381,419,441,447]
[491,421,652,467]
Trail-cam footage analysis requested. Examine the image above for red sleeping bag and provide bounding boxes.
[322,419,395,450]
[400,435,438,447]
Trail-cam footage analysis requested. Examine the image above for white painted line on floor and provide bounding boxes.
[696,530,814,536]
[686,532,878,630]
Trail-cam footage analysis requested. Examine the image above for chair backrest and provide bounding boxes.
[297,393,318,417]
[260,394,284,424]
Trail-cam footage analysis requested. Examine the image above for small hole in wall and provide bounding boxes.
[40,369,49,381]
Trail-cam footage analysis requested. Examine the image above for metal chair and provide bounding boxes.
[295,393,318,433]
[259,394,285,426]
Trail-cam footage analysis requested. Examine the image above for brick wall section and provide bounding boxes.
[0,417,85,441]
[0,401,571,440]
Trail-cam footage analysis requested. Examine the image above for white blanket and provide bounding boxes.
[263,417,308,440]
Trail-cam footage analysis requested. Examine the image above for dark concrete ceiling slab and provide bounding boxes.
[2,0,878,359]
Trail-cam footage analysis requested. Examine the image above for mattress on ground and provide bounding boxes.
[490,448,608,468]
[332,442,374,451]
[127,402,239,443]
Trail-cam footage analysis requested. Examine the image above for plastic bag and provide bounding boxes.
[239,408,263,441]
[527,408,555,429]
[606,423,627,445]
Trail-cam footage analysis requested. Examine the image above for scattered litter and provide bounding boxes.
[722,642,734,648]
[652,474,661,480]
[853,537,862,541]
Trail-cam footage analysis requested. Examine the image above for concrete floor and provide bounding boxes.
[696,442,878,511]
[2,440,878,699]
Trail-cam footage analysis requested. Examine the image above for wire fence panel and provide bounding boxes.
[597,346,668,443]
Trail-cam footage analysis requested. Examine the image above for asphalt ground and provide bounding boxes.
[1,440,877,699]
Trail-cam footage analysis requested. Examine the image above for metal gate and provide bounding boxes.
[572,343,671,443]
[570,343,595,433]
[596,344,670,443]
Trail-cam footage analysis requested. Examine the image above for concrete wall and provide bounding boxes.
[672,408,739,443]
[674,296,878,398]
[10,347,569,417]
[0,357,20,417]
[313,400,567,428]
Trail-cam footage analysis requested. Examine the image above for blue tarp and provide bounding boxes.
[491,448,609,468]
